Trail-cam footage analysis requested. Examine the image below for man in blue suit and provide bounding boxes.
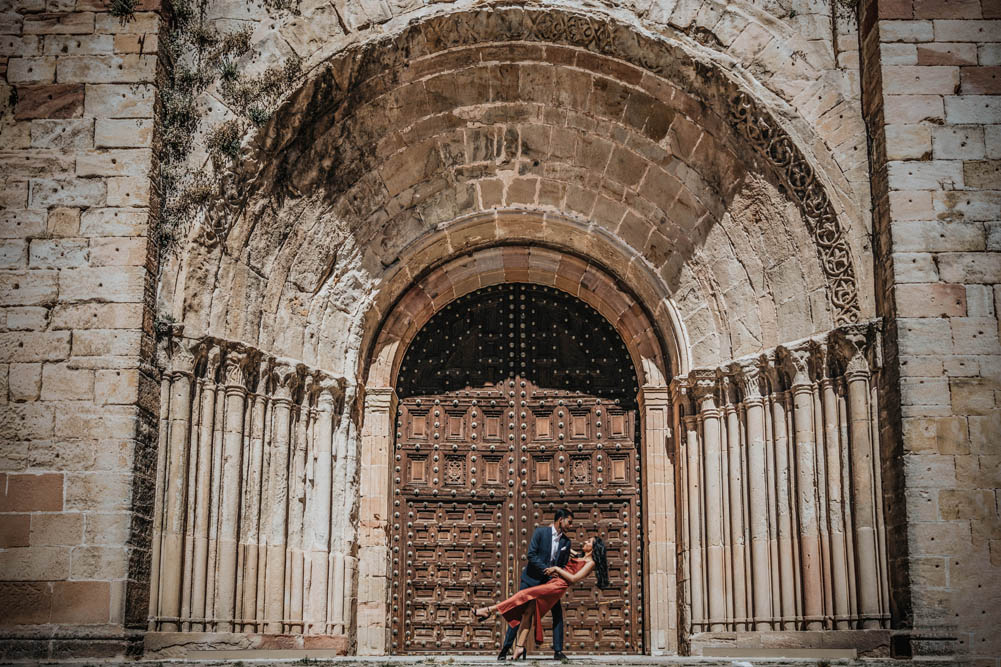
[497,508,574,661]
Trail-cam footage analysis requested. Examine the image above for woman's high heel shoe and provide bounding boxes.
[512,646,527,660]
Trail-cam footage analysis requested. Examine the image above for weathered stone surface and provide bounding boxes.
[13,84,84,120]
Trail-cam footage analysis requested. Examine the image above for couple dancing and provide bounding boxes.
[474,509,611,661]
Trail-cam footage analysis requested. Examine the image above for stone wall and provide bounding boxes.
[0,0,161,659]
[859,0,1001,661]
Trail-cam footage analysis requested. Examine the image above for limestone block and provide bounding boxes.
[13,83,84,119]
[22,12,95,34]
[113,32,158,54]
[89,237,146,266]
[58,266,145,303]
[50,302,142,329]
[882,42,919,65]
[933,19,1001,42]
[83,513,130,545]
[962,159,1001,188]
[75,149,151,177]
[83,84,154,118]
[94,11,159,33]
[0,546,71,580]
[889,190,933,220]
[50,581,110,624]
[79,207,148,236]
[896,283,968,317]
[892,221,985,252]
[69,545,128,579]
[886,124,933,159]
[0,472,64,512]
[884,94,946,123]
[5,307,48,330]
[951,317,1001,354]
[945,95,1001,123]
[0,209,46,237]
[40,362,94,400]
[30,119,94,150]
[64,472,131,511]
[2,180,30,210]
[45,207,80,237]
[55,54,156,84]
[938,252,1001,282]
[0,35,39,56]
[8,363,42,401]
[105,176,150,206]
[0,150,75,178]
[950,377,997,414]
[880,20,935,42]
[29,177,104,208]
[94,118,152,148]
[7,57,56,84]
[42,34,113,55]
[982,44,1001,66]
[933,191,1001,221]
[887,160,964,189]
[0,515,30,548]
[0,240,27,269]
[95,368,138,404]
[71,328,140,356]
[30,513,83,546]
[28,238,89,268]
[917,42,979,65]
[0,271,58,306]
[898,317,955,355]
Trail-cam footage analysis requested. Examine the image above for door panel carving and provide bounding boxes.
[389,284,642,655]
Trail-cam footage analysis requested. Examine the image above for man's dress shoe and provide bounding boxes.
[553,651,569,661]
[497,646,510,661]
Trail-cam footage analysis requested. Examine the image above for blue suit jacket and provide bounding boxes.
[523,525,572,587]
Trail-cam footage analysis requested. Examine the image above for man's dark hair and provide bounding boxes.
[554,508,574,522]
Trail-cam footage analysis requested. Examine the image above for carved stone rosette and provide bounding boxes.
[150,334,356,638]
[674,320,888,633]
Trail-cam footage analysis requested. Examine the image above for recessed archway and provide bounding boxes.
[358,241,677,654]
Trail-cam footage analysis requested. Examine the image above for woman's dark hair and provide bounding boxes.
[592,536,611,590]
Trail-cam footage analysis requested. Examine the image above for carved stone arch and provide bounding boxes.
[182,4,865,330]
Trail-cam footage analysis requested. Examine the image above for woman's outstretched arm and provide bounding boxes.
[553,560,594,584]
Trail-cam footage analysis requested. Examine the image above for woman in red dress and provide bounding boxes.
[474,536,611,659]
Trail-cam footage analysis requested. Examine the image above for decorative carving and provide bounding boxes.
[571,457,591,485]
[831,322,878,376]
[729,91,860,325]
[444,457,464,485]
[167,336,201,377]
[272,362,300,401]
[732,359,765,401]
[779,344,814,389]
[689,369,718,412]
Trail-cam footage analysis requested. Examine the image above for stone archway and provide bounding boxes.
[359,242,676,654]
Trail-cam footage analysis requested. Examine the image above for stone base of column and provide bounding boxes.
[688,629,892,658]
[143,631,350,658]
[889,629,962,660]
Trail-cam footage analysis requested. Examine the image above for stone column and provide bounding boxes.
[638,385,675,653]
[216,348,249,632]
[693,371,725,631]
[721,375,749,630]
[356,386,395,655]
[331,383,357,636]
[306,378,340,634]
[736,360,772,630]
[159,339,198,632]
[821,365,850,629]
[265,363,298,634]
[240,359,270,631]
[835,327,882,629]
[287,375,313,632]
[190,346,220,630]
[180,371,202,629]
[148,339,172,630]
[682,405,705,632]
[783,344,824,630]
[765,358,796,630]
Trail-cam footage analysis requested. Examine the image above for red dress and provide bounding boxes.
[496,558,588,644]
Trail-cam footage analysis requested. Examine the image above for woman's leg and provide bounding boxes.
[514,606,535,654]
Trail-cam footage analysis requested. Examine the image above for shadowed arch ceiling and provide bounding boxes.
[175,5,868,374]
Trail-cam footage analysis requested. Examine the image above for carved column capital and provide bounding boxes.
[831,323,877,377]
[779,343,814,390]
[167,336,201,378]
[689,369,719,412]
[317,375,346,410]
[720,373,740,408]
[204,344,223,381]
[222,347,250,389]
[732,358,765,402]
[364,386,396,413]
[271,362,300,402]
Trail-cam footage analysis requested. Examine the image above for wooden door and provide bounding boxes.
[389,284,643,655]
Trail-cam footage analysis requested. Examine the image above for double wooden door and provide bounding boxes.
[389,380,643,654]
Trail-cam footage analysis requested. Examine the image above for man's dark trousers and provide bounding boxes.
[500,525,570,654]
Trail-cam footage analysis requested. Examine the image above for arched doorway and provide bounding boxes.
[389,283,643,654]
